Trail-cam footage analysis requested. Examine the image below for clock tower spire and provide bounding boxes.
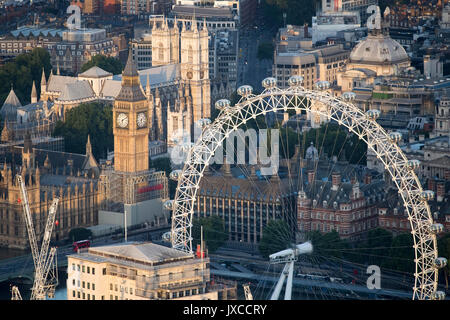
[113,51,149,173]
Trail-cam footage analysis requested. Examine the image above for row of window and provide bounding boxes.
[72,263,96,275]
[72,279,96,291]
[72,290,100,300]
[1,42,33,48]
[110,283,134,295]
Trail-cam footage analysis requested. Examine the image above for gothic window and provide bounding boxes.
[158,43,164,62]
[188,45,193,64]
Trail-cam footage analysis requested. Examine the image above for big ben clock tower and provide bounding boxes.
[113,52,149,173]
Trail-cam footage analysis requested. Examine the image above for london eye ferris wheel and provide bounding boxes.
[166,75,447,300]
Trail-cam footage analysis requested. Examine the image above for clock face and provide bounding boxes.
[137,112,147,128]
[187,71,193,79]
[117,113,128,128]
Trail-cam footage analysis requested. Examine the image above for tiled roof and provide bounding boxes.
[79,66,113,78]
[100,79,122,98]
[57,81,96,102]
[46,75,78,93]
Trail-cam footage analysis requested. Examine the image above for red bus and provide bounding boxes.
[73,240,90,252]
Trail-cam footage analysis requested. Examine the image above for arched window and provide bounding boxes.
[188,45,193,64]
[158,43,164,61]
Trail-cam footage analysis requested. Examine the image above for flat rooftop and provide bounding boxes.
[172,5,234,19]
[69,242,197,269]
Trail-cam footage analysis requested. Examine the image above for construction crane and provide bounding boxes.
[16,174,59,300]
[11,286,22,300]
[269,241,313,300]
[243,284,253,300]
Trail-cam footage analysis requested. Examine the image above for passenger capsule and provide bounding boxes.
[288,75,304,87]
[431,291,446,300]
[162,231,171,242]
[389,132,403,144]
[366,109,380,120]
[197,118,211,128]
[430,223,444,234]
[237,85,253,97]
[420,190,435,201]
[169,170,182,181]
[215,99,231,111]
[406,159,420,170]
[163,200,174,210]
[434,257,448,269]
[342,91,356,101]
[314,80,330,91]
[262,77,277,89]
[181,142,194,153]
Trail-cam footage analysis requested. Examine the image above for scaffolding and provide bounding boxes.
[99,167,168,208]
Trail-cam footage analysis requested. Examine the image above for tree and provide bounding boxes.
[53,102,113,160]
[259,219,292,258]
[262,0,316,28]
[69,228,93,242]
[192,216,228,254]
[0,47,51,106]
[81,55,123,75]
[306,230,350,259]
[257,42,274,60]
[301,123,367,165]
[275,125,299,159]
[386,233,414,272]
[437,233,450,288]
[362,228,393,266]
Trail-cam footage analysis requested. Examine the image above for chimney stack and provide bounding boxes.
[445,169,450,181]
[364,174,372,185]
[436,181,445,202]
[428,178,436,192]
[307,170,315,184]
[331,172,341,191]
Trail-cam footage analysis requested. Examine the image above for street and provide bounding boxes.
[237,25,277,92]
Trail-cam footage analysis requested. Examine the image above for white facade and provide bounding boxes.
[312,11,360,44]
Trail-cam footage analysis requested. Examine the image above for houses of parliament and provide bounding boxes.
[0,17,216,249]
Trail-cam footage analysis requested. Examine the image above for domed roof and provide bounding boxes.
[306,142,318,160]
[349,33,409,65]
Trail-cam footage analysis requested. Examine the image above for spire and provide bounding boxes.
[56,62,60,75]
[192,15,198,32]
[82,134,99,176]
[31,80,37,103]
[44,153,50,169]
[174,16,178,32]
[1,120,13,143]
[41,68,46,86]
[115,48,146,102]
[123,48,139,77]
[86,134,92,155]
[146,73,151,96]
[202,18,208,34]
